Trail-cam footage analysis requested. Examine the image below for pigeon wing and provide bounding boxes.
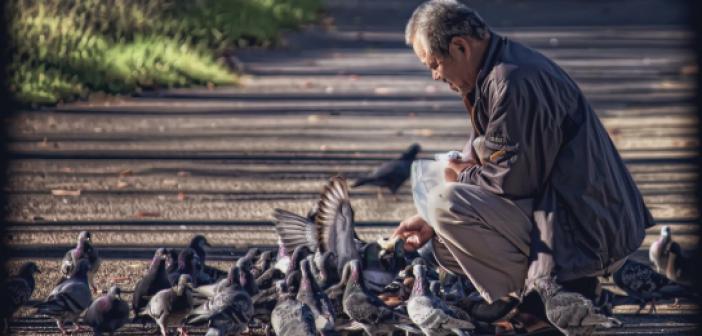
[316,177,361,271]
[273,208,319,254]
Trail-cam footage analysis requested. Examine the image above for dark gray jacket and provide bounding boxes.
[457,32,654,286]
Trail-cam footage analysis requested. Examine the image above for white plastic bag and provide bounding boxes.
[411,151,463,226]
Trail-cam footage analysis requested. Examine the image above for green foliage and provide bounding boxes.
[7,0,323,105]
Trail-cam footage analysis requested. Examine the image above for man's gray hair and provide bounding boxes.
[405,0,488,56]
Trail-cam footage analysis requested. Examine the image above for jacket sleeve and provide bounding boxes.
[458,71,564,198]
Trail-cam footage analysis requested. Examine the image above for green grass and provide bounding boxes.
[7,0,323,105]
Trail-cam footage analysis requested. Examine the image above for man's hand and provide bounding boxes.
[444,159,475,182]
[393,214,434,252]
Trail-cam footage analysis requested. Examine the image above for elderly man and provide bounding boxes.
[394,1,654,334]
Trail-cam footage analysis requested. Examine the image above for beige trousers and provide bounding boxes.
[427,182,534,303]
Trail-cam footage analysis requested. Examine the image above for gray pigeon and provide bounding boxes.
[140,274,195,336]
[0,262,40,333]
[274,177,364,273]
[649,226,672,273]
[60,231,100,293]
[613,259,692,313]
[84,285,130,335]
[342,259,413,335]
[317,177,362,271]
[36,259,93,335]
[536,277,621,336]
[133,248,171,318]
[271,280,317,336]
[297,259,337,335]
[195,265,241,300]
[352,143,421,197]
[253,250,275,278]
[187,282,254,336]
[312,251,340,290]
[407,264,474,336]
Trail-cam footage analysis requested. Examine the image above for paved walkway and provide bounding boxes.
[4,0,698,334]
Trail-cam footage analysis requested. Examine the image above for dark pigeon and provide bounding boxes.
[613,259,693,313]
[36,259,93,335]
[189,235,228,281]
[312,251,340,290]
[133,248,171,318]
[169,248,212,287]
[360,242,396,293]
[271,280,316,336]
[60,231,100,294]
[0,262,40,333]
[85,285,130,336]
[407,264,474,336]
[352,143,421,195]
[342,260,413,335]
[140,274,195,336]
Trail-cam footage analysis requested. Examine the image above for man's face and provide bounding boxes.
[413,37,477,96]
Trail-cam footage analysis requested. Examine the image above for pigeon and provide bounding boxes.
[665,241,693,286]
[274,177,364,273]
[253,250,275,278]
[407,264,475,336]
[316,177,362,271]
[169,248,211,287]
[140,274,195,336]
[133,248,171,318]
[613,259,693,313]
[60,231,100,293]
[187,277,254,336]
[165,248,180,274]
[312,251,340,290]
[36,259,93,335]
[342,259,413,335]
[288,245,313,274]
[84,285,130,335]
[324,260,352,320]
[352,143,421,197]
[273,208,319,255]
[271,280,317,336]
[194,265,240,301]
[255,266,285,291]
[238,263,259,297]
[0,262,40,333]
[274,239,292,273]
[360,242,397,293]
[649,225,673,273]
[536,277,621,336]
[297,259,337,335]
[188,235,227,281]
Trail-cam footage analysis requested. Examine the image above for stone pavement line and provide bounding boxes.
[5,0,699,335]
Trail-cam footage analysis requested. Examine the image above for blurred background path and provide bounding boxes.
[4,0,698,334]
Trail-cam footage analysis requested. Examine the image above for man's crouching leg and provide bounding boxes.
[427,182,533,304]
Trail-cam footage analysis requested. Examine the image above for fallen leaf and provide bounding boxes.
[118,169,133,177]
[38,137,49,147]
[135,211,160,218]
[307,115,320,123]
[374,87,394,95]
[419,129,434,137]
[116,180,129,189]
[177,192,186,201]
[51,189,81,197]
[163,179,178,187]
[680,64,698,76]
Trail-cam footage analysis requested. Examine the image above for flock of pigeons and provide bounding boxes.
[0,144,697,336]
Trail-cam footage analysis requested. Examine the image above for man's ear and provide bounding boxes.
[449,36,470,58]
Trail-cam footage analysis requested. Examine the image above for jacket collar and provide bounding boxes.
[467,30,504,103]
